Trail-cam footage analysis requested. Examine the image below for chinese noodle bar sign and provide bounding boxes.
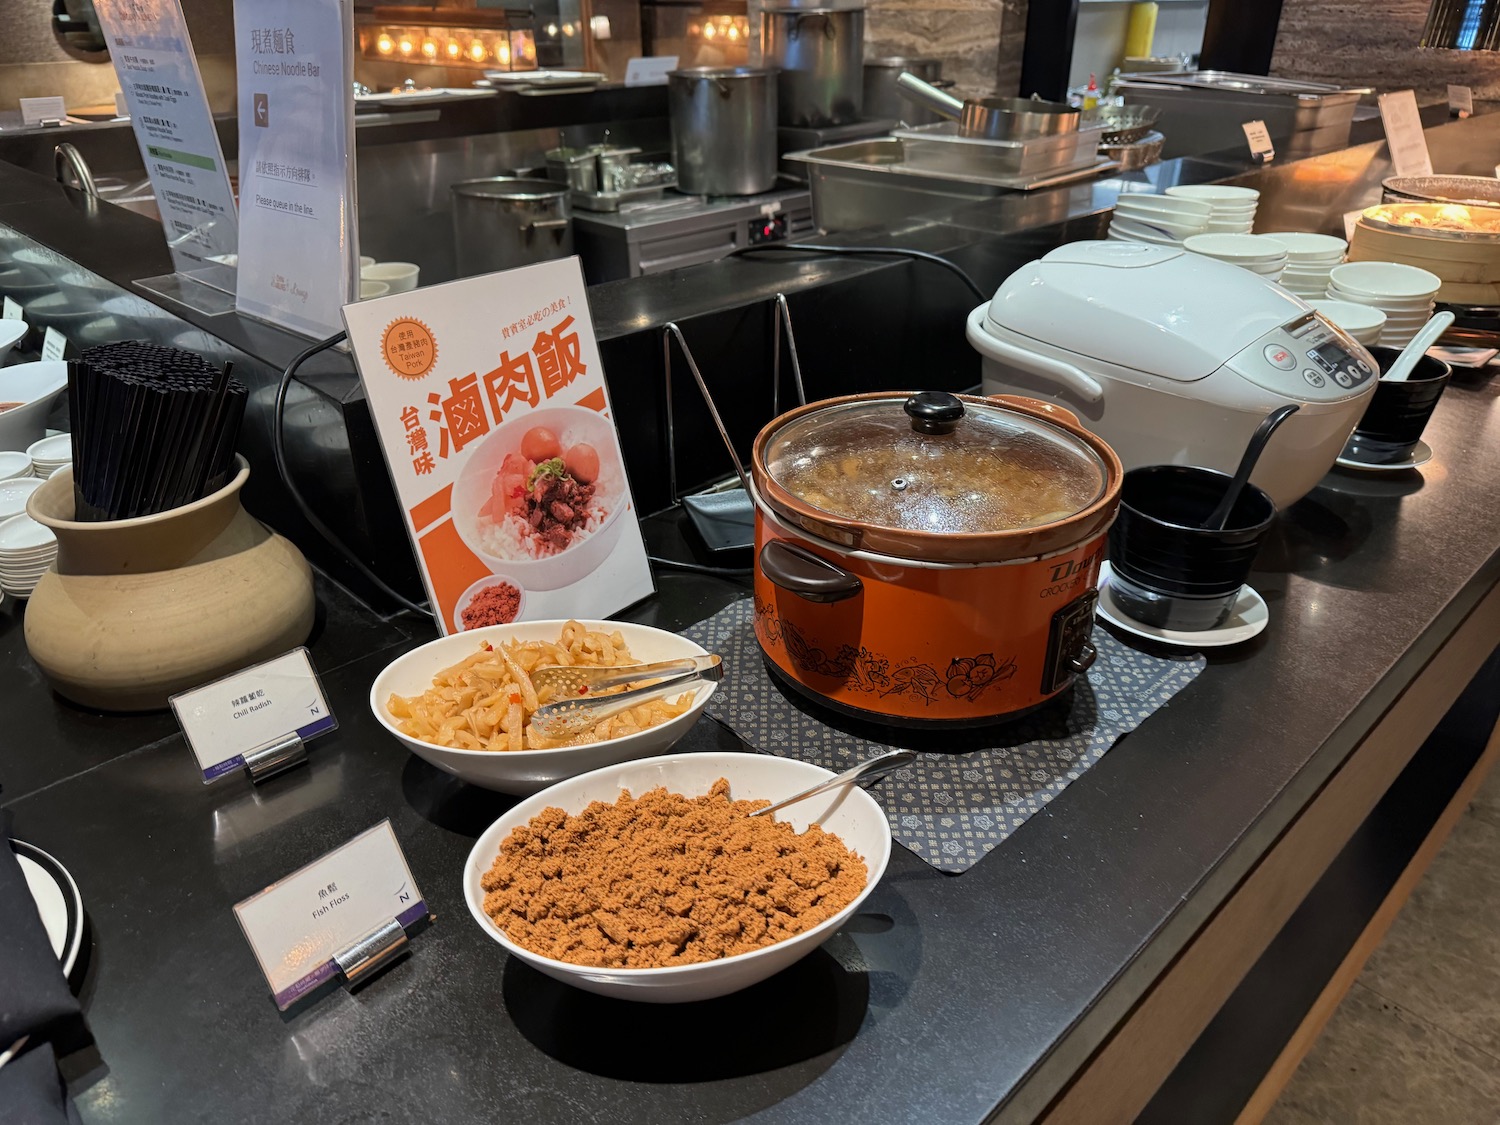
[341,259,654,634]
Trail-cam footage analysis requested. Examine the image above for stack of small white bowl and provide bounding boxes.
[1309,300,1386,348]
[0,513,58,599]
[1182,233,1288,281]
[1109,193,1212,247]
[0,451,32,483]
[0,478,50,598]
[1262,233,1347,299]
[1326,262,1442,348]
[26,434,71,480]
[1165,185,1260,232]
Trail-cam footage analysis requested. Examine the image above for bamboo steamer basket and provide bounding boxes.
[1347,203,1500,305]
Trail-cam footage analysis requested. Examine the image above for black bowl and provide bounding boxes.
[1343,346,1450,465]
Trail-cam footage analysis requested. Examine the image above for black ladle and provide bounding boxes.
[1205,404,1300,531]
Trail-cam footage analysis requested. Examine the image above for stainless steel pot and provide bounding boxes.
[760,6,864,127]
[863,56,948,125]
[668,67,779,196]
[450,178,573,278]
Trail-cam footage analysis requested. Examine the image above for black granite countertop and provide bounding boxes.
[4,357,1499,1122]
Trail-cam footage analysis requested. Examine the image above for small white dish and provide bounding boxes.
[361,261,419,293]
[1184,233,1285,262]
[1328,261,1441,300]
[1335,438,1433,472]
[1115,194,1213,220]
[1096,562,1270,648]
[0,450,31,481]
[1262,231,1347,258]
[359,255,376,269]
[26,433,70,463]
[12,839,84,976]
[0,477,42,519]
[0,513,56,551]
[1167,185,1261,203]
[359,279,391,300]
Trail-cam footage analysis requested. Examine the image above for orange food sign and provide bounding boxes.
[342,259,655,634]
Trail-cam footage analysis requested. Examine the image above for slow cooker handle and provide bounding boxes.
[760,540,862,603]
[987,393,1083,429]
[1069,640,1097,674]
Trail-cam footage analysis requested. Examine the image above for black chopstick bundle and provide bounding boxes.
[68,342,248,522]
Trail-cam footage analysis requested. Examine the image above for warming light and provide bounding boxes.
[497,42,511,64]
[398,37,413,55]
[446,39,460,58]
[376,33,393,54]
[562,22,576,37]
[545,22,558,36]
[703,22,716,38]
[421,37,438,58]
[468,39,486,61]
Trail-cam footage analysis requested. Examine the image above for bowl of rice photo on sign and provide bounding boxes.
[451,405,631,591]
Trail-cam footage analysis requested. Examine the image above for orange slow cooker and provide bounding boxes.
[750,391,1123,726]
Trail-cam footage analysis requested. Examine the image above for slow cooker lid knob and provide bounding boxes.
[904,391,965,435]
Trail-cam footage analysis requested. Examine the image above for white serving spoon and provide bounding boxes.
[1381,311,1455,382]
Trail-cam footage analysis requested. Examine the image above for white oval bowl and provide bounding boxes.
[370,619,717,795]
[462,750,893,1002]
[0,362,68,451]
[1328,261,1441,300]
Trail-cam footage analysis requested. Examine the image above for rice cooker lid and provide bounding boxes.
[762,391,1107,536]
[980,241,1312,382]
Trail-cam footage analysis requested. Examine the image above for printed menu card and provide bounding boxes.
[342,258,654,633]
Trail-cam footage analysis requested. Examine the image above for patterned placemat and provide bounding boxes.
[682,599,1206,873]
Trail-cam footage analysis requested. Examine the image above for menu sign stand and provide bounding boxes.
[170,648,337,785]
[1241,120,1275,164]
[341,258,655,634]
[92,0,241,316]
[233,0,359,339]
[1378,89,1434,179]
[234,820,427,1011]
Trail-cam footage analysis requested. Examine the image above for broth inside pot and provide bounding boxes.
[764,394,1106,535]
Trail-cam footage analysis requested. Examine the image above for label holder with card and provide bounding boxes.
[2,297,21,322]
[1242,119,1275,164]
[234,820,428,1010]
[170,647,336,785]
[41,327,67,362]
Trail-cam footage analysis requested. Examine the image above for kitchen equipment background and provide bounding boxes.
[1117,70,1369,160]
[760,5,865,127]
[449,178,573,279]
[895,73,1080,141]
[683,597,1205,873]
[668,67,780,196]
[863,57,947,125]
[968,241,1380,510]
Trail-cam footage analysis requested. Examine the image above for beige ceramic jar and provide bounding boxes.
[24,456,316,712]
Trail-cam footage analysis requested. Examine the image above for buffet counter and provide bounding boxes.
[4,101,1500,1122]
[3,366,1498,1122]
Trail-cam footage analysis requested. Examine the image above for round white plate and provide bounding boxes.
[1096,561,1270,648]
[12,840,84,976]
[26,434,70,463]
[1336,438,1433,472]
[0,478,42,519]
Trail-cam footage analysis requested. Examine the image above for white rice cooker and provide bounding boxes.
[966,241,1379,509]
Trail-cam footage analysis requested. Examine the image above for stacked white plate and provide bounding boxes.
[1108,193,1213,246]
[1182,233,1288,280]
[0,477,41,522]
[1263,233,1347,299]
[1310,300,1387,348]
[26,434,71,479]
[0,450,32,483]
[0,513,57,598]
[1165,185,1260,233]
[1326,262,1442,348]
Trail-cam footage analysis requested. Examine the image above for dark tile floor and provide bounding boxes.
[1266,765,1500,1124]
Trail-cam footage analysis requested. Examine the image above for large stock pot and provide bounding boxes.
[750,391,1123,727]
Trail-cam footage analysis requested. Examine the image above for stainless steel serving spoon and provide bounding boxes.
[528,657,723,740]
[749,749,917,818]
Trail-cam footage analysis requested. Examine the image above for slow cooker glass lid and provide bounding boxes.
[764,393,1107,535]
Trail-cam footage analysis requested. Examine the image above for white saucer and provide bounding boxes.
[1335,438,1433,473]
[11,839,83,976]
[1096,561,1270,648]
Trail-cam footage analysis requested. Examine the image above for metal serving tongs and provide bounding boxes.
[529,656,724,740]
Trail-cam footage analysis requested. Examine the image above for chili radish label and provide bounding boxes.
[342,259,654,634]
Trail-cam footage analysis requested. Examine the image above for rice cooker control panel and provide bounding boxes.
[1223,314,1375,401]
